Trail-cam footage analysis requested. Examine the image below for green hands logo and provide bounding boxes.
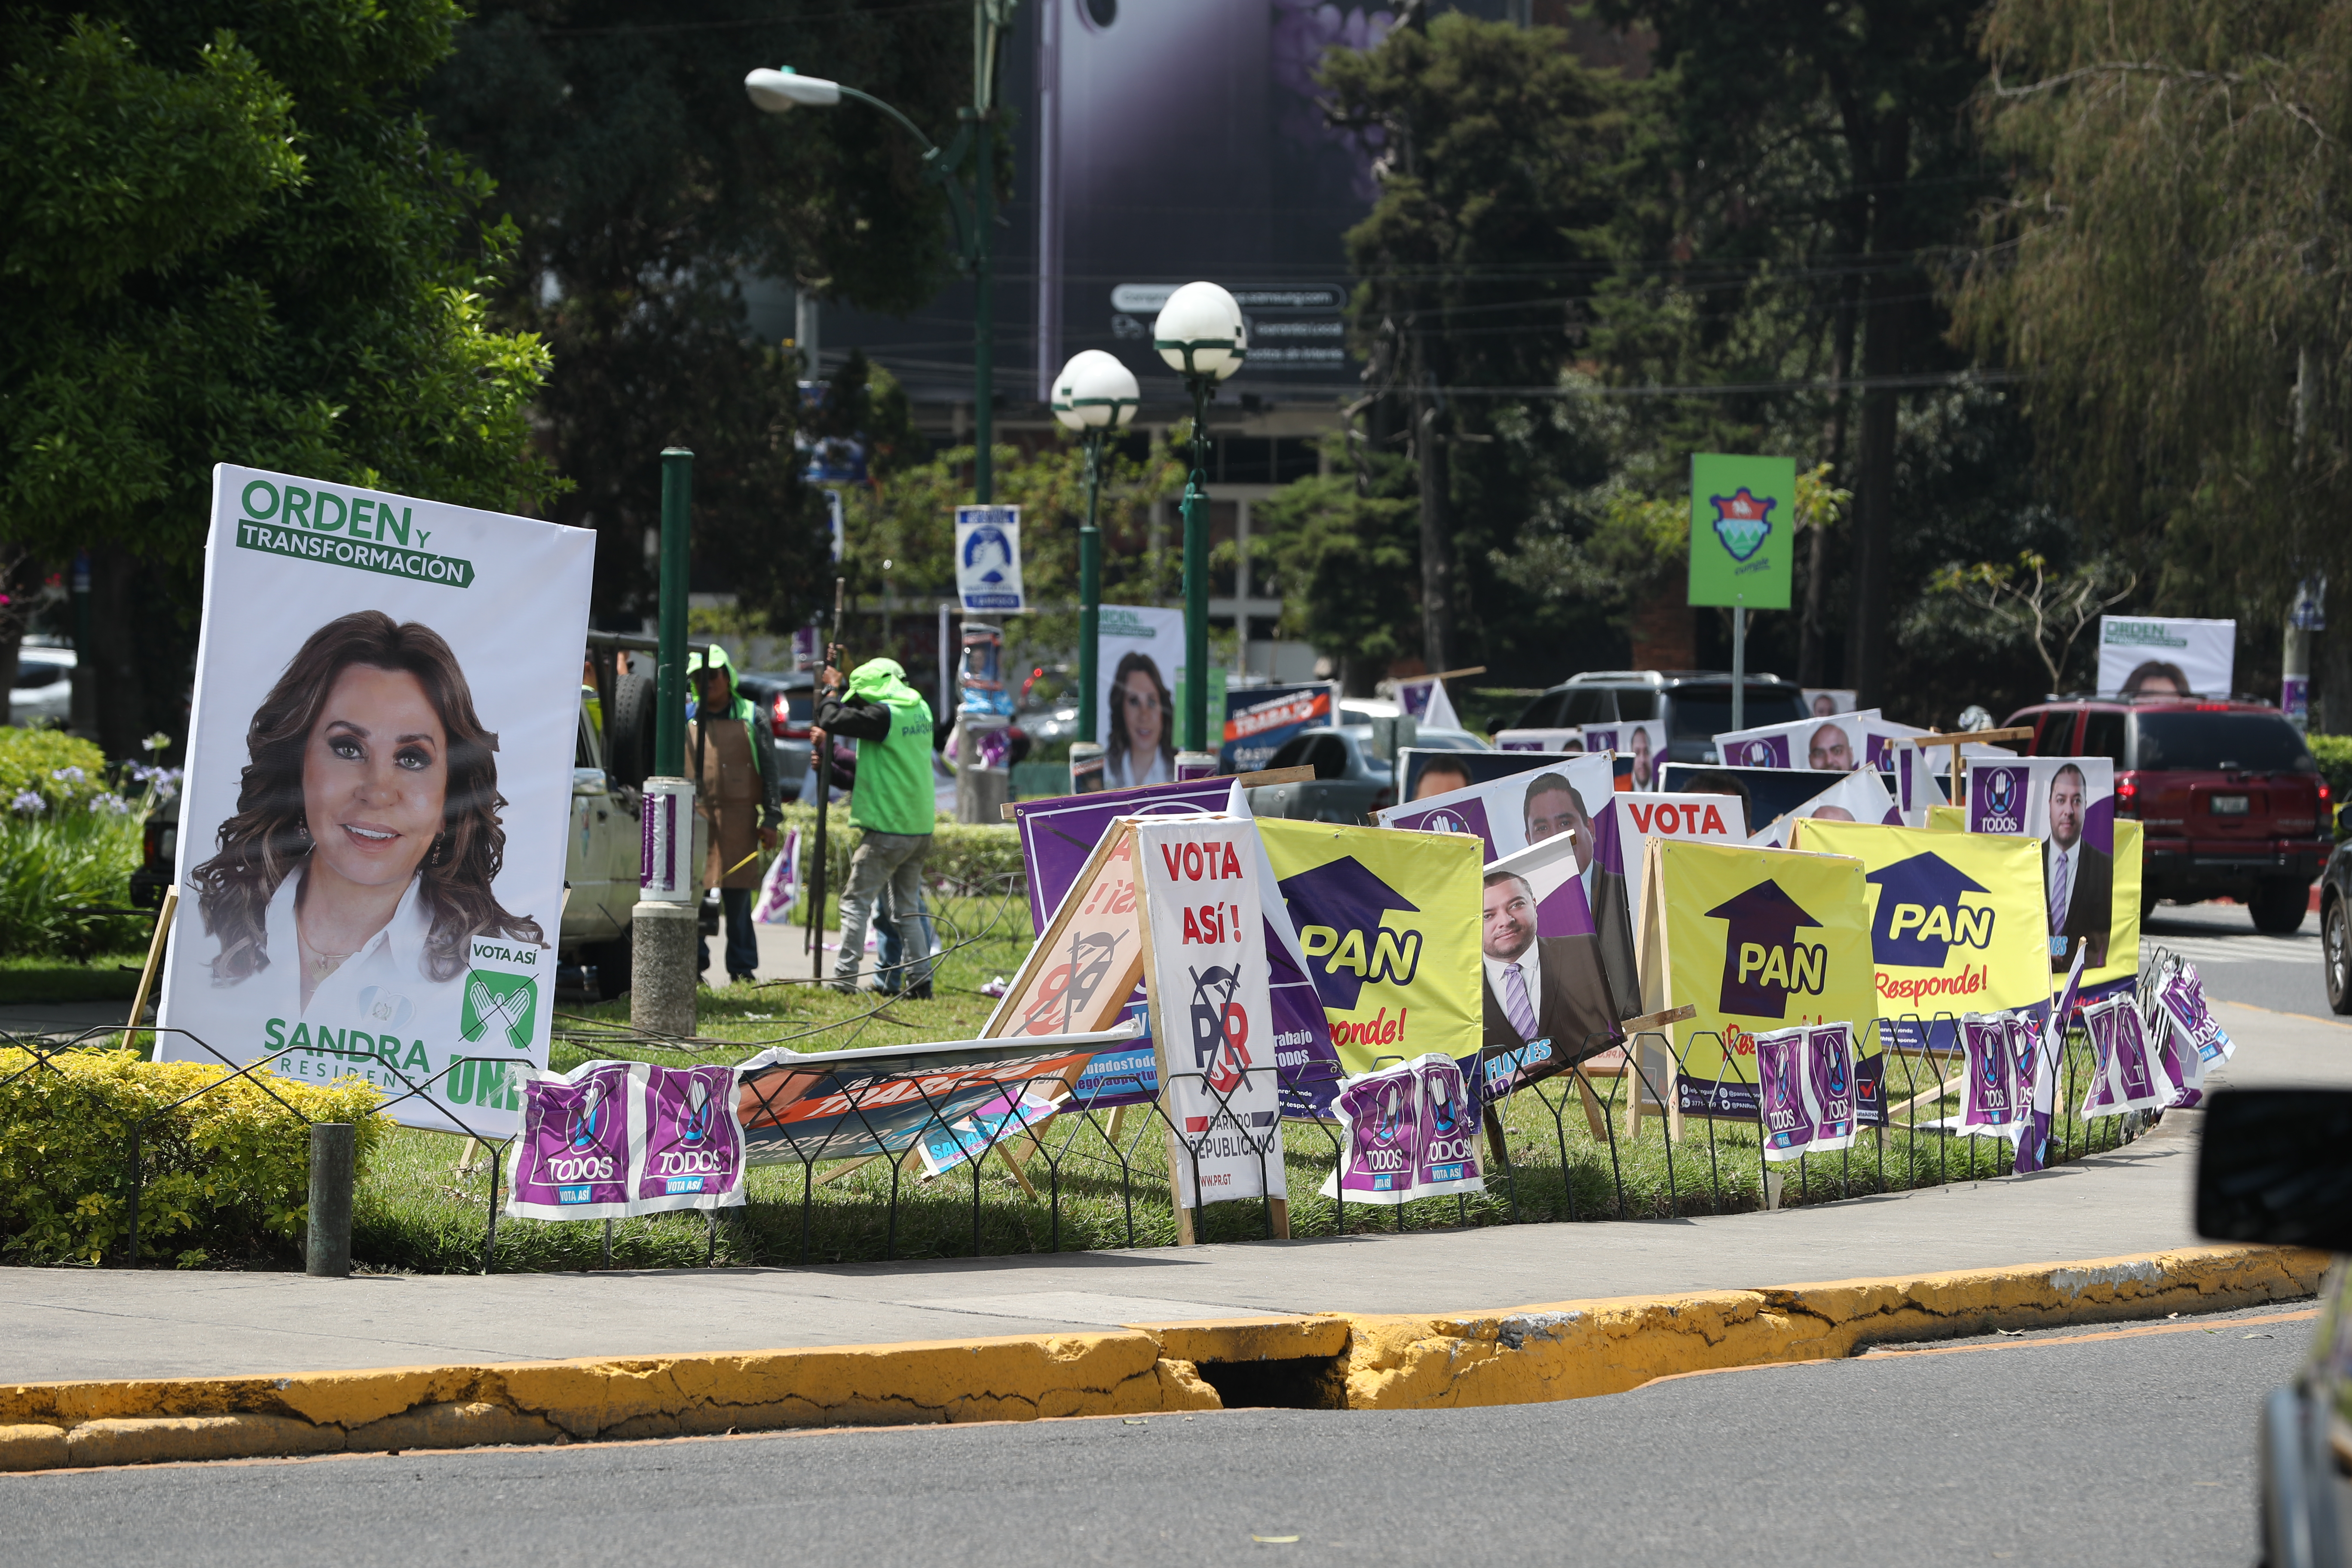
[461,970,538,1050]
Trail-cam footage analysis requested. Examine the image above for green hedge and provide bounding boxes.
[2311,733,2352,815]
[0,810,149,957]
[776,806,1026,894]
[0,1049,386,1266]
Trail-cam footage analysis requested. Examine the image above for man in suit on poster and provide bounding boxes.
[1521,772,1640,1018]
[1479,870,1618,1063]
[2046,762,2113,969]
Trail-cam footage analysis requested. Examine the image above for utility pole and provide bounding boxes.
[633,448,698,1038]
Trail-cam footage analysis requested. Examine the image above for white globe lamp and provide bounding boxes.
[1152,282,1248,381]
[1050,350,1141,432]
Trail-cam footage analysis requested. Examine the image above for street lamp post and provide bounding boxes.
[746,3,1014,499]
[1151,283,1248,769]
[1050,350,1141,756]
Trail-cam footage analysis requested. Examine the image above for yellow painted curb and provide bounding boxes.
[1339,1244,2331,1410]
[0,1246,2321,1472]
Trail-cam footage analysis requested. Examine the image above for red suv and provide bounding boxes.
[2003,696,2333,934]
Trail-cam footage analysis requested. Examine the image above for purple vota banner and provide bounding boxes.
[1959,1014,2017,1135]
[1413,1055,1484,1194]
[1384,794,1494,852]
[1756,1027,1813,1156]
[2080,999,2125,1118]
[1721,735,1792,768]
[1014,778,1240,931]
[1808,1022,1858,1145]
[1332,1066,1418,1204]
[2156,965,2230,1065]
[511,1061,635,1219]
[2108,998,2166,1111]
[2150,999,2205,1108]
[636,1065,745,1210]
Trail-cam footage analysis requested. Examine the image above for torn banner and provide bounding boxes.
[1319,1054,1486,1206]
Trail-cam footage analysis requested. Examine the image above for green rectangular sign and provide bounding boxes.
[1687,453,1796,609]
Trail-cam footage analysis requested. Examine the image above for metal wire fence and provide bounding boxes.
[0,861,2177,1271]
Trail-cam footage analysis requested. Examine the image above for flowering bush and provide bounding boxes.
[0,729,112,813]
[0,1048,387,1265]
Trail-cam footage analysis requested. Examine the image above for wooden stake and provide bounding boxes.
[123,885,176,1056]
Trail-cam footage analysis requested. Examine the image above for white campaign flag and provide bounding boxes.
[1133,816,1287,1208]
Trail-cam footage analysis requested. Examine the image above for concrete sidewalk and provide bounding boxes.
[6,999,2345,1386]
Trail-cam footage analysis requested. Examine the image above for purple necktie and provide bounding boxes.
[2049,848,2070,932]
[1503,961,1538,1041]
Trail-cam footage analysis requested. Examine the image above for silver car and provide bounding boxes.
[11,647,73,726]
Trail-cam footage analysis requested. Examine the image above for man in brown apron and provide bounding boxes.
[687,645,781,984]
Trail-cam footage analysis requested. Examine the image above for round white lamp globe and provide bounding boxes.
[1152,282,1248,381]
[1051,350,1142,432]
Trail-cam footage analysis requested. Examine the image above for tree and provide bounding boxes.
[1952,0,2352,723]
[1927,551,2136,695]
[1320,9,1653,680]
[2,2,556,752]
[1610,0,2000,706]
[1251,448,1420,694]
[418,0,972,632]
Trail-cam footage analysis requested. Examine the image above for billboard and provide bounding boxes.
[1032,0,1390,398]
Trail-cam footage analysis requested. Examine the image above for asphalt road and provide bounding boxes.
[2144,897,2338,1022]
[9,1303,2310,1568]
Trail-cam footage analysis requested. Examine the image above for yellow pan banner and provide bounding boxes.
[2084,821,2143,993]
[1256,818,1482,1078]
[1920,805,2142,992]
[1790,821,2048,1047]
[1639,838,1875,1121]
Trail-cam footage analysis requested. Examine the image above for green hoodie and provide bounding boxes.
[844,658,935,835]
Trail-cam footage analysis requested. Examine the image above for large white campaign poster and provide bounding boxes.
[1133,817,1286,1210]
[2095,616,2235,698]
[1096,604,1222,791]
[156,465,594,1139]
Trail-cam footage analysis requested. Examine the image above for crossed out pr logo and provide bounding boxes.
[1187,963,1253,1094]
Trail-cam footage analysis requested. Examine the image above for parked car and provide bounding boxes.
[1016,665,1081,750]
[1249,723,1490,822]
[134,659,702,1001]
[2193,1088,2352,1565]
[734,669,814,797]
[10,644,73,726]
[1510,670,1810,764]
[2318,817,2351,1014]
[2004,695,2331,933]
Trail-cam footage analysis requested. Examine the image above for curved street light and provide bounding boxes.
[1152,283,1248,764]
[1051,349,1141,752]
[743,61,1004,503]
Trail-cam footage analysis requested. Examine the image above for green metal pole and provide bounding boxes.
[1181,383,1211,754]
[1078,432,1103,745]
[656,448,692,777]
[972,122,993,504]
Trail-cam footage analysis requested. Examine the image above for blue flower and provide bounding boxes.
[11,791,45,815]
[49,766,85,784]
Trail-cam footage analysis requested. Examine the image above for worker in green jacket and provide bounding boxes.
[812,656,937,998]
[684,643,781,984]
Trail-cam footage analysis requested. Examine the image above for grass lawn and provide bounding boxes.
[347,878,2142,1274]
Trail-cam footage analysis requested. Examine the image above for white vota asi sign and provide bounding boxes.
[156,466,595,1138]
